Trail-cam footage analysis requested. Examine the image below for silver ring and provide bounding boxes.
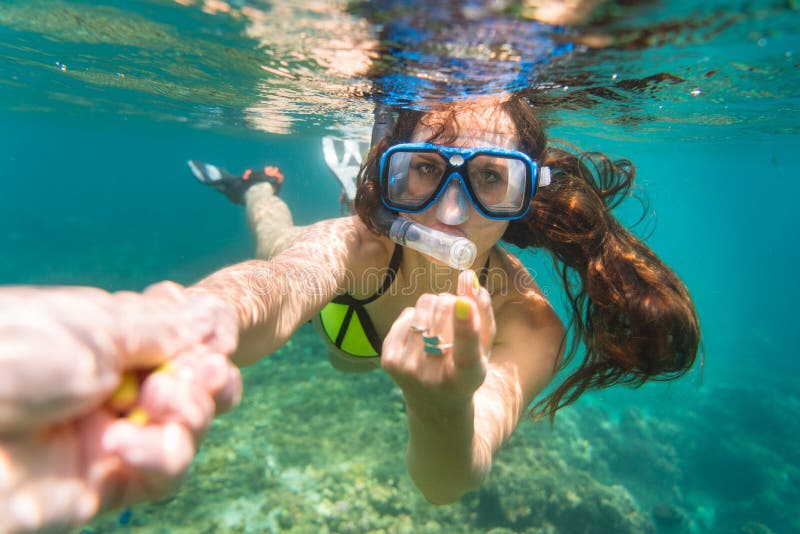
[409,324,426,333]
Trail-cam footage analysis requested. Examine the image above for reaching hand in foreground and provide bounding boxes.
[0,282,242,534]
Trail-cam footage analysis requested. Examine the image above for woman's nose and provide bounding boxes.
[435,178,470,225]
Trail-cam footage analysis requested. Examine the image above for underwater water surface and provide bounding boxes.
[1,0,798,532]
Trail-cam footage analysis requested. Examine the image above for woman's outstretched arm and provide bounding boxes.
[409,300,563,503]
[190,216,380,366]
[382,267,564,504]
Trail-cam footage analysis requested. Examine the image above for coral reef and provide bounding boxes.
[80,327,798,533]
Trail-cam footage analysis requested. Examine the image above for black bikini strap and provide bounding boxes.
[333,245,486,306]
[347,244,402,306]
[478,254,491,287]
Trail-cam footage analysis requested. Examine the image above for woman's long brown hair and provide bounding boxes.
[355,93,701,420]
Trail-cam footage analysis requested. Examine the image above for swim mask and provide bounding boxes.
[380,143,546,220]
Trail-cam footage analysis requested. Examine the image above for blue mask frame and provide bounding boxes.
[379,143,538,220]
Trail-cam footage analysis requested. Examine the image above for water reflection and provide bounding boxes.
[0,0,796,137]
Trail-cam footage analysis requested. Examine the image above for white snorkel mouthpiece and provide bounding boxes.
[389,218,477,270]
[375,207,477,270]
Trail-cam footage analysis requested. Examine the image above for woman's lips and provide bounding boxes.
[430,223,466,237]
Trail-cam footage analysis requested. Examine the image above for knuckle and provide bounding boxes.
[437,293,456,310]
[144,281,186,301]
[401,306,417,320]
[416,293,436,307]
[381,349,405,375]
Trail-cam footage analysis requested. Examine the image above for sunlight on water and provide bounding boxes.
[0,0,796,137]
[0,0,378,133]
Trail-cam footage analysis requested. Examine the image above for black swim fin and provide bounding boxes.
[188,160,283,204]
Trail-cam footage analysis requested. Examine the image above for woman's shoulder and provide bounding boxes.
[350,215,394,266]
[308,215,394,271]
[489,247,563,333]
[486,247,538,300]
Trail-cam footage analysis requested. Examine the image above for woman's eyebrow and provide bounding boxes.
[410,153,443,164]
[475,160,510,178]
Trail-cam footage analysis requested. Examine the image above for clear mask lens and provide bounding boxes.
[466,155,527,213]
[385,148,529,216]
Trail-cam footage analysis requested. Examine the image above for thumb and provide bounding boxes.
[457,269,479,299]
[451,297,482,369]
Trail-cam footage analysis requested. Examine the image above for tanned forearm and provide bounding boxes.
[190,219,361,366]
[405,363,526,504]
[191,260,311,365]
[405,399,492,504]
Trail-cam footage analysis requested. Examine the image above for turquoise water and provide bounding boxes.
[1,1,799,532]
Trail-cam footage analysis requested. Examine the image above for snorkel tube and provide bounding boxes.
[370,102,478,270]
[374,206,477,270]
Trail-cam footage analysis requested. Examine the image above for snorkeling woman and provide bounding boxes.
[190,93,700,504]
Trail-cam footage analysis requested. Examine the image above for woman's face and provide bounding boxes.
[404,102,517,257]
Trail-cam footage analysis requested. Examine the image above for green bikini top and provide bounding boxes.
[317,246,489,359]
